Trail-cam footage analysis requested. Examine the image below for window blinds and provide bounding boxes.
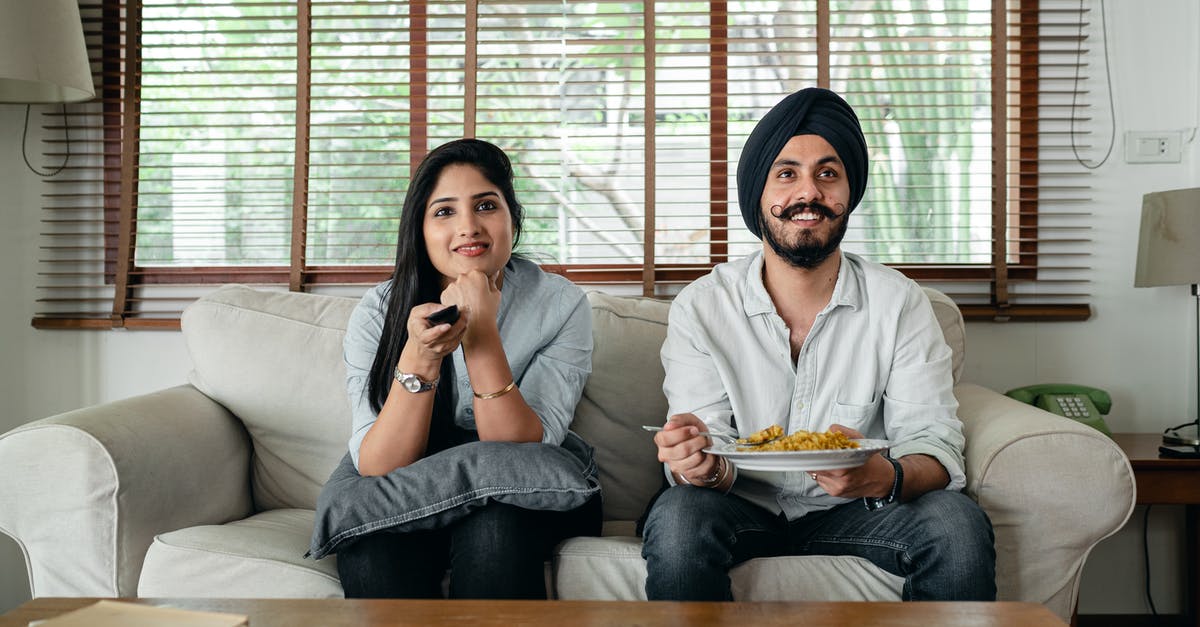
[34,0,1095,328]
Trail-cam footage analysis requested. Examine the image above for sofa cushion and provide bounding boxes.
[572,292,672,522]
[552,535,903,600]
[138,509,342,598]
[308,436,600,559]
[182,285,358,511]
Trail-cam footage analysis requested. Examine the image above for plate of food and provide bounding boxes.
[704,427,890,472]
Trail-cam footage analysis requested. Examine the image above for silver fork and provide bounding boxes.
[640,425,782,446]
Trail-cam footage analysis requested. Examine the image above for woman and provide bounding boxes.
[336,138,600,599]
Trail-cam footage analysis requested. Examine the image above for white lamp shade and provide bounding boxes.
[0,0,95,103]
[1134,187,1200,288]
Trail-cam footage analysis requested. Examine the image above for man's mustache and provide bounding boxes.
[770,201,845,221]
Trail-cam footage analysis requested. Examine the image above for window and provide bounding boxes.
[34,0,1095,328]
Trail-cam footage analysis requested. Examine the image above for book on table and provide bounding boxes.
[31,600,248,627]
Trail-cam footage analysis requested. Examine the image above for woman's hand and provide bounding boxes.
[396,301,468,380]
[440,269,502,347]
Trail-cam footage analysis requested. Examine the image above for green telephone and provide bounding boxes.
[1005,384,1113,437]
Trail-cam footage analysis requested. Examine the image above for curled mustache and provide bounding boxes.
[770,201,845,221]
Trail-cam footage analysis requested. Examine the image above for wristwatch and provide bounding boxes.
[394,366,438,393]
[863,455,903,511]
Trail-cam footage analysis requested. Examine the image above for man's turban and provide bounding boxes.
[736,88,868,238]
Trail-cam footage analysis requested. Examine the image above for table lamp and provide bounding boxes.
[1134,187,1200,445]
[0,0,95,175]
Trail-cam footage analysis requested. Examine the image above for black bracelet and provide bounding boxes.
[863,455,903,511]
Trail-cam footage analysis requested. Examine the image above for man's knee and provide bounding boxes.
[911,491,995,558]
[646,485,732,526]
[642,487,729,555]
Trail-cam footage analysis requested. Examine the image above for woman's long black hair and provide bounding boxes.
[366,138,524,448]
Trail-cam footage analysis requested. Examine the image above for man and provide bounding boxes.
[640,87,996,601]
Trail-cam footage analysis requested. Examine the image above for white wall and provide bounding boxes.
[1,0,1198,615]
[967,0,1200,614]
[0,104,192,612]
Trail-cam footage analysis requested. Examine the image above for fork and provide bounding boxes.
[640,425,782,446]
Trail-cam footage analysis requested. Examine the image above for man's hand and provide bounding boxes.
[654,413,722,486]
[807,424,893,499]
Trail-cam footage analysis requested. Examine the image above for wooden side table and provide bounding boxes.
[1111,433,1200,626]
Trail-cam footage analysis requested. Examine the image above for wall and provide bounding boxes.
[1,0,1198,615]
[967,0,1200,614]
[0,105,192,612]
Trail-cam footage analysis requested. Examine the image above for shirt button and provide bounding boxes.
[465,408,474,416]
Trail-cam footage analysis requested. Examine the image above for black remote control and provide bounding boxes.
[426,304,460,326]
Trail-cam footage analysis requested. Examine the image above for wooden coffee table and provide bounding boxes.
[0,597,1065,626]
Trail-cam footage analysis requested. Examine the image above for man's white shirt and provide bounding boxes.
[660,249,965,519]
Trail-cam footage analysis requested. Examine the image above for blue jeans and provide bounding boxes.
[338,495,601,599]
[640,486,996,601]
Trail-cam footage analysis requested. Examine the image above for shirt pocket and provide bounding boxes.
[829,397,881,433]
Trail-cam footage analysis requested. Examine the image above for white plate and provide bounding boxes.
[705,439,891,471]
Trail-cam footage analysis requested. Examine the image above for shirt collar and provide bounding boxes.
[498,258,522,311]
[741,249,863,317]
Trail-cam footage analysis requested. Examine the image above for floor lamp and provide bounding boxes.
[0,0,95,175]
[1134,187,1200,446]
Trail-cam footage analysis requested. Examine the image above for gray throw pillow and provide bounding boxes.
[307,431,600,559]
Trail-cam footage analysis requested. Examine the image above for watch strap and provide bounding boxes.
[863,455,903,511]
[394,366,438,392]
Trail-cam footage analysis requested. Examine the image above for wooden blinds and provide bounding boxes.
[33,0,1095,329]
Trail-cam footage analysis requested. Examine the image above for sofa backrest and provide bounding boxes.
[180,284,964,517]
[571,292,671,522]
[182,285,358,512]
[925,287,966,384]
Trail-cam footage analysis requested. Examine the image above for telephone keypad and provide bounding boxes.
[1055,395,1091,418]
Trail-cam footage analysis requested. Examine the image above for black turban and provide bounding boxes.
[736,88,868,238]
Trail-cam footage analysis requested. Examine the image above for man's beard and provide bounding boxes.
[759,201,849,269]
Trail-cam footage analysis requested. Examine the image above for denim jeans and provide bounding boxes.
[640,486,996,601]
[338,494,601,599]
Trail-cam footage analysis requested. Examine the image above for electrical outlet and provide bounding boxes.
[1125,131,1182,163]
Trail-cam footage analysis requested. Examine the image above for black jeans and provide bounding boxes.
[337,494,601,599]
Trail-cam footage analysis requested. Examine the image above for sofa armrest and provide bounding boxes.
[0,385,252,597]
[954,382,1135,622]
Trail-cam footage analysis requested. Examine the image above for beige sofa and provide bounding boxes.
[0,284,1134,621]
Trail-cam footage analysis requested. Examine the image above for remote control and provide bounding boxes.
[426,304,460,326]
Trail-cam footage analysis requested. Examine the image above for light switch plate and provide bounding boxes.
[1125,131,1182,163]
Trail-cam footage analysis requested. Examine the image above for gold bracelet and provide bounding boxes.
[473,380,516,400]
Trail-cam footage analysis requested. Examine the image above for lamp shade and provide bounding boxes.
[1134,187,1200,288]
[0,0,94,103]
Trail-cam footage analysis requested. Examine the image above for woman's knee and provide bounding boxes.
[452,502,532,550]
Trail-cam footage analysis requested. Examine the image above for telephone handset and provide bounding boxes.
[1005,384,1113,437]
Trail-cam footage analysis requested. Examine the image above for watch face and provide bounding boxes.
[397,372,434,393]
[402,375,421,393]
